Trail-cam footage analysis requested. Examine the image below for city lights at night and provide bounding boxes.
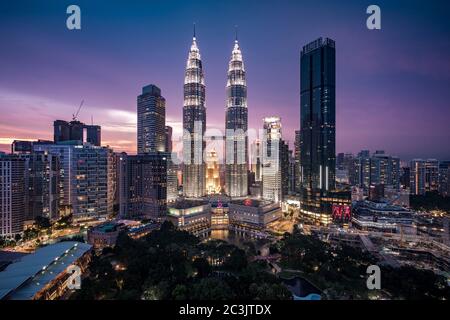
[0,0,449,315]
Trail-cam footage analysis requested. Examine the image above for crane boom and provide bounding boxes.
[72,99,84,121]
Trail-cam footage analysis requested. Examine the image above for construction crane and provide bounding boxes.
[72,99,84,121]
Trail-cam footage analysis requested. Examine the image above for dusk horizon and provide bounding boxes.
[1,0,449,161]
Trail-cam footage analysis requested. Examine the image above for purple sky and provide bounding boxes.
[0,0,449,160]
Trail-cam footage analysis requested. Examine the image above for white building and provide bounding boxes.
[262,117,282,203]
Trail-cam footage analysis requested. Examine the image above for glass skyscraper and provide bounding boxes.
[300,37,336,192]
[126,154,167,220]
[225,37,248,197]
[137,84,166,154]
[183,32,206,198]
[299,38,337,224]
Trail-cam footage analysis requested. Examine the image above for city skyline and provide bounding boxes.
[1,0,450,161]
[1,1,450,304]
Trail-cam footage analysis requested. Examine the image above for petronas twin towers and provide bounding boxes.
[183,29,248,198]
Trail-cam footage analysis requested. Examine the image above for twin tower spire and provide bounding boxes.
[183,26,248,198]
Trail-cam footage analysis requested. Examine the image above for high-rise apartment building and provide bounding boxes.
[350,150,400,191]
[26,151,60,221]
[410,159,439,195]
[439,161,450,197]
[33,142,114,218]
[0,155,26,237]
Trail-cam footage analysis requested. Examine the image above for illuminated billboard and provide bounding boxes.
[332,204,352,222]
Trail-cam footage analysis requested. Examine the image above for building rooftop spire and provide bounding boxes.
[193,22,196,40]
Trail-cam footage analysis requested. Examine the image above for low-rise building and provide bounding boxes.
[352,200,415,234]
[228,199,281,237]
[0,241,92,300]
[166,200,211,237]
[87,222,125,249]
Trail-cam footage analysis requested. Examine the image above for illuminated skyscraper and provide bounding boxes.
[410,159,439,195]
[225,35,248,197]
[262,117,282,203]
[183,28,206,198]
[33,143,115,218]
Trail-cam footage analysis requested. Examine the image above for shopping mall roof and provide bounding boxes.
[0,241,91,300]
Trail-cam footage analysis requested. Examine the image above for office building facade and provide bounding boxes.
[126,154,167,220]
[137,84,166,154]
[300,37,336,193]
[299,38,340,224]
[262,117,282,203]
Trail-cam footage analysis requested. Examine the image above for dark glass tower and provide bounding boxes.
[183,31,206,198]
[225,37,248,197]
[126,154,167,220]
[300,38,337,224]
[300,37,336,191]
[137,84,166,154]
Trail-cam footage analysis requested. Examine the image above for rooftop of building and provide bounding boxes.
[169,199,209,209]
[91,222,122,233]
[356,200,410,212]
[301,37,335,55]
[353,201,413,219]
[230,198,272,208]
[0,241,92,300]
